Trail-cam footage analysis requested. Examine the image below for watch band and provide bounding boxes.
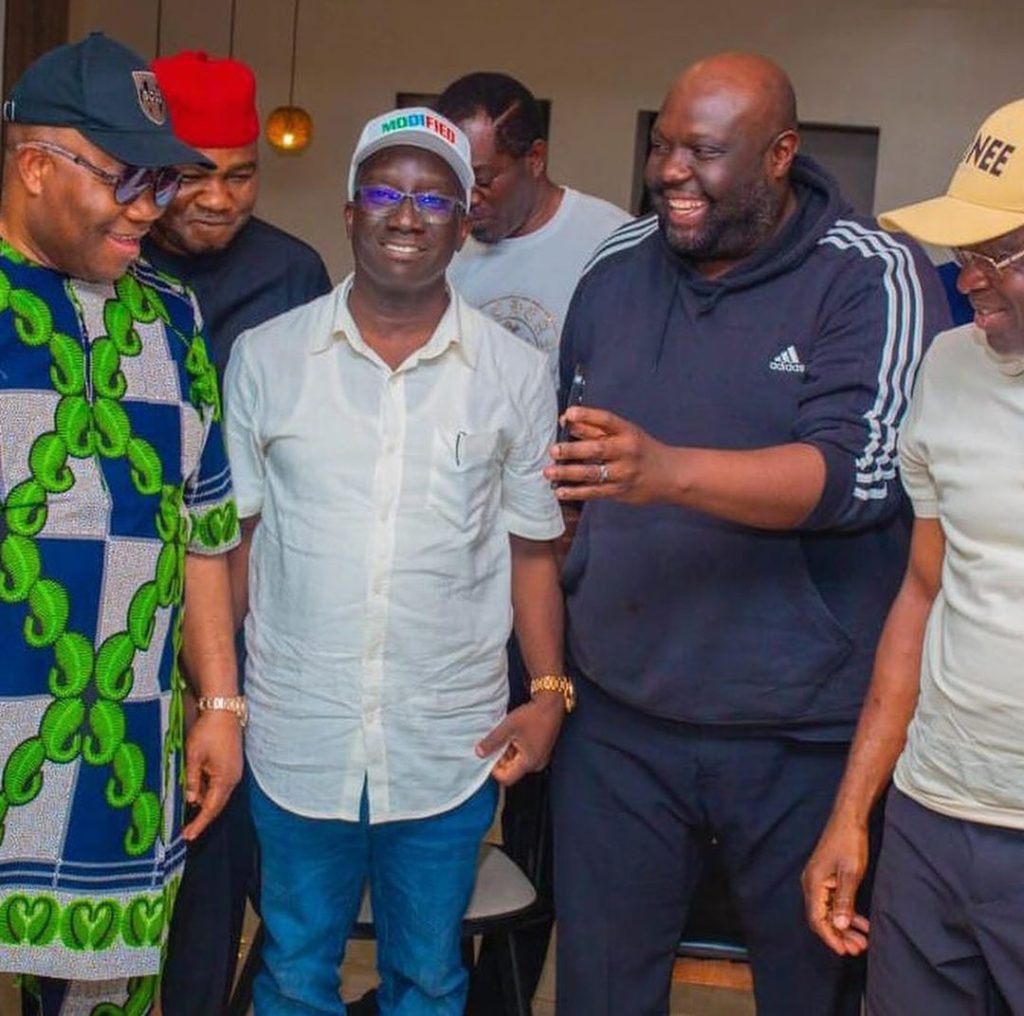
[196,694,248,728]
[529,674,576,713]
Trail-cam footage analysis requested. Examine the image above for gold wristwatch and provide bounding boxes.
[196,694,248,728]
[529,674,576,713]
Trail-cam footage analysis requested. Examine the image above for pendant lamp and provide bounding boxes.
[265,0,313,153]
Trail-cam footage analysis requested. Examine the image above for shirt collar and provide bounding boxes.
[311,273,479,369]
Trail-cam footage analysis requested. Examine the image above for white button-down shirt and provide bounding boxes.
[224,276,563,821]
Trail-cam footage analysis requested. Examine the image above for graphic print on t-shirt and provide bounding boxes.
[481,295,559,360]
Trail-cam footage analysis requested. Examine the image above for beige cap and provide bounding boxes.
[879,99,1024,247]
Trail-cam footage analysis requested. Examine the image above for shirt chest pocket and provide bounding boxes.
[427,428,501,530]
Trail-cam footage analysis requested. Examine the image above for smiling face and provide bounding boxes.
[645,61,797,276]
[148,144,259,256]
[957,225,1024,355]
[16,128,164,283]
[345,145,469,302]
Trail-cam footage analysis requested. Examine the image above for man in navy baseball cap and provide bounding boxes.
[0,32,244,1016]
[0,32,216,283]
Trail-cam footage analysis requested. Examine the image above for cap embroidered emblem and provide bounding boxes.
[132,70,166,125]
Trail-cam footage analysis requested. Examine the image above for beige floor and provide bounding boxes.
[331,936,755,1015]
[0,931,754,1015]
[251,914,755,1015]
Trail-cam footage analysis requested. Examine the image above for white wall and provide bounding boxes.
[68,0,1024,280]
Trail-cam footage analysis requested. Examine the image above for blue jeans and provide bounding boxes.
[249,776,497,1016]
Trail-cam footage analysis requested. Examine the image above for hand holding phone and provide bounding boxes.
[558,364,587,444]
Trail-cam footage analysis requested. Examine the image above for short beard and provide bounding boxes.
[658,175,786,265]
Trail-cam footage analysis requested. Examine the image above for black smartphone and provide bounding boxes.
[558,364,587,444]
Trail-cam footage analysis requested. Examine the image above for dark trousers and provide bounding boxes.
[552,677,866,1016]
[161,778,257,1016]
[466,639,554,1014]
[868,789,1024,1015]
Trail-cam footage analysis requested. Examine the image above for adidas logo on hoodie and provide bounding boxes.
[769,345,805,373]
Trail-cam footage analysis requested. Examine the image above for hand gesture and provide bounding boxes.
[475,693,565,786]
[543,406,674,505]
[181,710,243,841]
[802,816,871,955]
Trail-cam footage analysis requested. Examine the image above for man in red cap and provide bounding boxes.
[145,50,331,377]
[144,50,331,1016]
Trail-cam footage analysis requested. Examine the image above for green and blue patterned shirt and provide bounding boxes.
[0,243,238,982]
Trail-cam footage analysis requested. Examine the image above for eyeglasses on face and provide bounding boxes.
[952,244,1024,280]
[354,185,465,223]
[16,140,182,208]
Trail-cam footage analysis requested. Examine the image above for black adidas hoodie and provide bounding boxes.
[560,156,950,737]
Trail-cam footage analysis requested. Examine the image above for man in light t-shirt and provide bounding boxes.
[803,97,1024,1012]
[437,72,630,387]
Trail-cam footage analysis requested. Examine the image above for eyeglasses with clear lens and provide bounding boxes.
[16,140,182,208]
[952,244,1024,279]
[355,185,465,223]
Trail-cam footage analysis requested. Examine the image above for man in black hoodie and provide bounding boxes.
[543,52,950,1016]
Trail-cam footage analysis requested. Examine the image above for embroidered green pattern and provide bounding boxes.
[90,975,157,1016]
[191,500,240,550]
[183,332,221,422]
[15,971,158,1016]
[3,888,166,1013]
[0,887,171,949]
[0,267,222,872]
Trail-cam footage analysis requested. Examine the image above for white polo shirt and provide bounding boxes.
[224,276,563,822]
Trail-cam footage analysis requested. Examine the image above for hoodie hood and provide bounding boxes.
[667,155,852,308]
[646,155,851,368]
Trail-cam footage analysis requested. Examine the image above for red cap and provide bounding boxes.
[151,51,259,148]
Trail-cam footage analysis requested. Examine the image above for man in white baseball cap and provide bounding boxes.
[347,106,476,206]
[804,97,1024,1012]
[222,107,568,1014]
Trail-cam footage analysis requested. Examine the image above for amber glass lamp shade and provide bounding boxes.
[266,106,313,153]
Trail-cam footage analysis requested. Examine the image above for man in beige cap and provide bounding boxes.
[804,98,1024,1012]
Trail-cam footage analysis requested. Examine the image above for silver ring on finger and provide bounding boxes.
[597,461,609,485]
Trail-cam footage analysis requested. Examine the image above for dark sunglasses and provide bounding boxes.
[17,140,182,208]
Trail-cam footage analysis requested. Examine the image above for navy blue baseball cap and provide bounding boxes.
[2,32,214,169]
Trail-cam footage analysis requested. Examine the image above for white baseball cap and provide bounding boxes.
[347,107,474,206]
